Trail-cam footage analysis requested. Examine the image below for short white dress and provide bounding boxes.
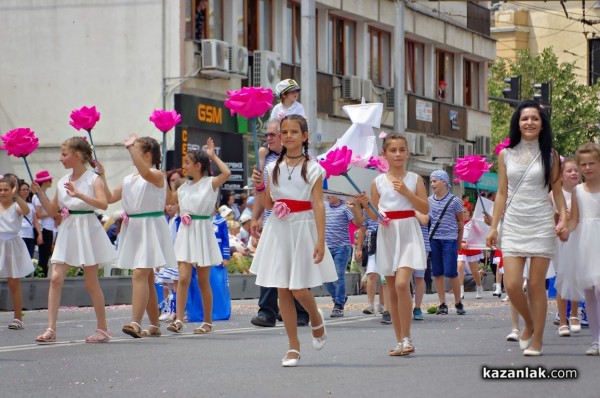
[498,141,556,258]
[0,203,34,278]
[374,172,427,276]
[555,184,600,300]
[174,177,222,266]
[116,172,177,269]
[250,159,337,289]
[51,170,117,267]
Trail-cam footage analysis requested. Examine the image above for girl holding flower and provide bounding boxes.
[32,136,116,344]
[166,138,231,334]
[250,114,336,367]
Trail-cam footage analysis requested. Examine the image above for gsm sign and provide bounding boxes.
[197,104,223,124]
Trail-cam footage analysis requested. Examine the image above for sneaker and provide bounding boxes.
[362,304,375,315]
[412,308,424,321]
[585,342,599,356]
[460,285,464,299]
[492,283,502,297]
[158,311,171,322]
[476,285,483,299]
[552,312,560,326]
[506,329,520,342]
[581,306,589,328]
[377,303,384,314]
[381,311,392,324]
[436,303,448,315]
[501,295,510,302]
[455,302,466,315]
[330,305,344,318]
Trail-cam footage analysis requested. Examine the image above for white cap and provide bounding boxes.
[239,213,251,224]
[275,79,301,98]
[218,205,233,218]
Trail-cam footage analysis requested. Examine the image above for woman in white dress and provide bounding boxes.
[251,115,336,367]
[32,136,117,344]
[167,138,231,334]
[487,100,567,356]
[99,134,177,338]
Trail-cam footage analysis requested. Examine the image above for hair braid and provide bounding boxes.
[272,146,287,186]
[300,139,309,183]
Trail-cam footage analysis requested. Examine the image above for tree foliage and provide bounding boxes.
[489,48,600,156]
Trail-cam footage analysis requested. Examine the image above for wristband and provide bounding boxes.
[255,183,266,192]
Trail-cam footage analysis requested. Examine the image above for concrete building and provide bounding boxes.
[1,0,495,206]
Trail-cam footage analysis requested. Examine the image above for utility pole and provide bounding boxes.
[394,0,405,133]
[301,0,317,134]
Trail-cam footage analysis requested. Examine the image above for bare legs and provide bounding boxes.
[386,267,414,342]
[128,268,159,327]
[7,278,23,321]
[278,287,324,359]
[174,262,214,325]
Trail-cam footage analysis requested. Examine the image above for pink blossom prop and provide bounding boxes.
[181,214,192,226]
[378,210,391,227]
[0,128,39,157]
[60,207,70,220]
[367,156,389,173]
[350,154,369,168]
[453,155,492,184]
[69,106,100,131]
[121,211,129,226]
[319,146,352,179]
[277,110,286,121]
[494,138,510,155]
[378,131,388,139]
[273,202,291,220]
[149,110,182,133]
[224,87,274,119]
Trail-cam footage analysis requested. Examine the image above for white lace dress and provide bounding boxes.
[498,141,556,258]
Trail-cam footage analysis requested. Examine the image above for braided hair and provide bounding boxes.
[272,115,310,186]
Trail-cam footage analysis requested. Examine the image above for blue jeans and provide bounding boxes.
[324,245,351,307]
[430,239,458,278]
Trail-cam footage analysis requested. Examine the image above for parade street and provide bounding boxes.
[0,292,595,398]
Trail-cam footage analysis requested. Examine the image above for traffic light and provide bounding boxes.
[503,76,521,101]
[533,82,552,106]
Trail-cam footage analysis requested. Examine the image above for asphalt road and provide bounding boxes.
[0,292,596,398]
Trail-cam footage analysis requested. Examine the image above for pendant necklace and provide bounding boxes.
[285,156,304,180]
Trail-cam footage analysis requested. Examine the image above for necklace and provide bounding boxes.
[284,158,304,180]
[286,153,304,159]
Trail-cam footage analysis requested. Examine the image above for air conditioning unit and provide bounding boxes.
[228,45,249,78]
[455,142,474,159]
[252,50,281,93]
[384,88,394,110]
[200,39,229,77]
[361,79,373,102]
[341,76,361,100]
[406,132,427,156]
[475,135,491,156]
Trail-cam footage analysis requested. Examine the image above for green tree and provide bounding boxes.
[489,48,600,156]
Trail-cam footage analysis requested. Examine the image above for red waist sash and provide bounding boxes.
[275,199,312,213]
[385,210,415,219]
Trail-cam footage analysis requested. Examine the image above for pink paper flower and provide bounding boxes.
[224,87,274,119]
[0,128,39,157]
[494,138,510,155]
[60,207,70,220]
[69,106,100,131]
[273,202,291,220]
[149,110,182,133]
[453,155,492,184]
[350,154,369,168]
[181,214,192,226]
[378,210,390,227]
[378,131,388,139]
[319,146,353,179]
[277,110,286,121]
[367,156,389,173]
[121,211,129,226]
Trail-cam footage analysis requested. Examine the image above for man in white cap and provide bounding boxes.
[269,78,306,122]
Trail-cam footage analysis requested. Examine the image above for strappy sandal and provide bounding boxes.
[122,321,143,338]
[141,324,161,337]
[8,319,24,330]
[35,328,56,344]
[311,308,327,350]
[86,329,111,343]
[167,320,184,333]
[281,349,301,367]
[193,322,214,334]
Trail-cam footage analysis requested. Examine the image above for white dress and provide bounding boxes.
[498,141,556,258]
[0,203,34,278]
[250,159,337,289]
[174,177,222,266]
[555,185,600,300]
[374,172,427,276]
[51,171,117,267]
[116,172,177,269]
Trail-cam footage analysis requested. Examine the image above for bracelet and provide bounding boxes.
[255,183,266,192]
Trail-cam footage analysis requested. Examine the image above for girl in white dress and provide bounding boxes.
[167,137,231,334]
[99,134,177,338]
[487,100,567,356]
[0,177,35,330]
[32,136,116,344]
[250,115,336,367]
[558,143,600,355]
[358,133,428,356]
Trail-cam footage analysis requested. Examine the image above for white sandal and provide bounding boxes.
[193,322,214,334]
[311,309,327,350]
[281,349,301,367]
[8,319,23,330]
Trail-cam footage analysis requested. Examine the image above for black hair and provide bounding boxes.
[272,115,309,186]
[508,99,555,188]
[187,149,211,176]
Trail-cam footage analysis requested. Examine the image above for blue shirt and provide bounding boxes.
[212,215,231,260]
[325,201,354,248]
[262,150,280,226]
[428,193,462,240]
[420,223,431,252]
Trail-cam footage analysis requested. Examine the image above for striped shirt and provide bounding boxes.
[362,214,378,234]
[428,193,463,240]
[262,150,280,226]
[420,223,431,252]
[325,201,354,248]
[212,214,231,260]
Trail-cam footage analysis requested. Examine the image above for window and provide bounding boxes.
[284,1,302,63]
[589,38,600,85]
[368,27,391,86]
[406,40,424,95]
[328,15,356,75]
[464,59,480,108]
[186,0,223,41]
[244,0,273,51]
[436,50,454,102]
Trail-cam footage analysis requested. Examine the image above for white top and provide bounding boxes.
[33,194,55,231]
[0,202,22,237]
[19,203,36,239]
[375,172,418,211]
[269,101,306,122]
[0,203,34,278]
